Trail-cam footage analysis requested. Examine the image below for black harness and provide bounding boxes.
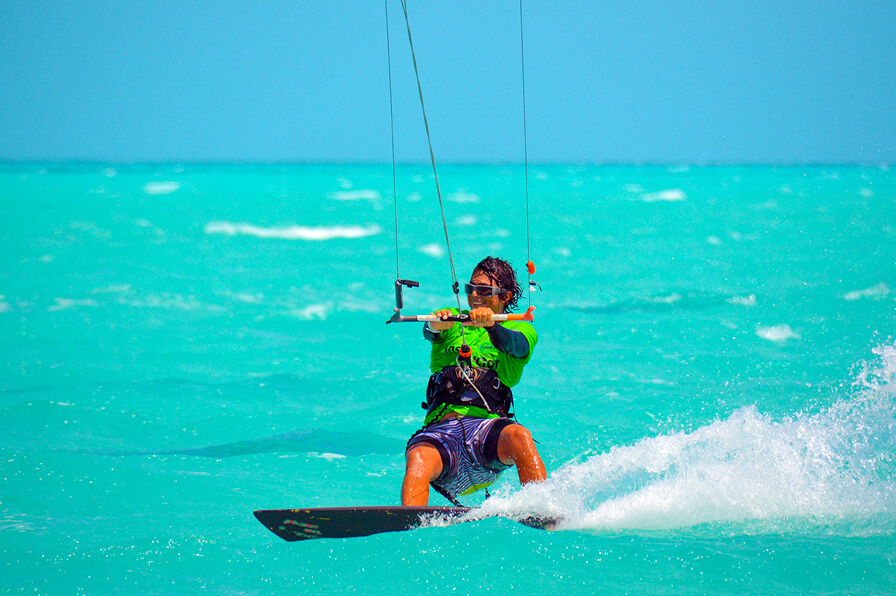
[422,365,513,421]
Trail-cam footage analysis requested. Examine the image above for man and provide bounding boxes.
[401,256,546,505]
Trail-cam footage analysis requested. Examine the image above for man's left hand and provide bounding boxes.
[466,307,495,328]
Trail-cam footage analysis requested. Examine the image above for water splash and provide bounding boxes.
[481,344,896,535]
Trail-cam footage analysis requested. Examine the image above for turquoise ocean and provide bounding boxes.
[2,162,895,594]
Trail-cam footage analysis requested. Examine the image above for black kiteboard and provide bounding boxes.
[253,506,555,541]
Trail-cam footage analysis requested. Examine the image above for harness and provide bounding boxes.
[422,365,514,422]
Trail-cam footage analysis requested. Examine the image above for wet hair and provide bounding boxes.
[472,256,522,312]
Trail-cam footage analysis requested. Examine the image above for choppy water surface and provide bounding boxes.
[1,162,894,594]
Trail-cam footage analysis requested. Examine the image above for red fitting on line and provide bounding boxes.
[459,344,472,359]
[526,261,536,275]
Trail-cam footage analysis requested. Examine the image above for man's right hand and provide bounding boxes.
[428,309,455,331]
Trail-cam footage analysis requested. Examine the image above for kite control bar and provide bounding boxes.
[388,305,536,324]
[387,278,535,324]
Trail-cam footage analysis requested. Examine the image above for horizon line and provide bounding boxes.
[1,158,892,168]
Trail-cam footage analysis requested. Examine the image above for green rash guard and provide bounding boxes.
[425,307,538,424]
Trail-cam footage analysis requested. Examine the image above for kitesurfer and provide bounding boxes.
[401,256,546,505]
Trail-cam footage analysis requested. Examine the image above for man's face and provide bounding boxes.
[466,270,508,314]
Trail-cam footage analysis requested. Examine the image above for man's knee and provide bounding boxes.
[405,444,443,481]
[497,424,537,464]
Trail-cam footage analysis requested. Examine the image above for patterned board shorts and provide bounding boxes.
[406,416,514,497]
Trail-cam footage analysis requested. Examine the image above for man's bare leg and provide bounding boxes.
[401,444,444,505]
[497,424,547,485]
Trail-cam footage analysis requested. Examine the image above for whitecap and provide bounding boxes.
[204,222,381,241]
[290,303,331,320]
[330,189,382,214]
[312,452,346,462]
[142,181,180,195]
[650,293,682,305]
[91,284,133,295]
[727,294,756,307]
[707,236,723,246]
[0,301,9,314]
[330,189,381,201]
[455,215,477,226]
[221,291,264,304]
[756,324,799,342]
[49,298,98,312]
[102,168,116,177]
[134,219,166,237]
[418,243,445,258]
[641,189,686,203]
[447,191,481,204]
[844,283,890,301]
[126,293,223,312]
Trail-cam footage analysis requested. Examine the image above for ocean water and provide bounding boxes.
[1,162,894,594]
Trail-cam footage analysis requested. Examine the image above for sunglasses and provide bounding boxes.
[464,283,507,297]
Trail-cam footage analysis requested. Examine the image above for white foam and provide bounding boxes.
[478,344,896,533]
[204,222,381,241]
[706,236,723,246]
[289,303,331,320]
[330,189,381,201]
[102,168,116,177]
[641,189,686,203]
[455,215,478,226]
[330,189,383,212]
[756,324,799,342]
[844,283,890,301]
[650,293,681,305]
[232,293,264,304]
[0,301,9,314]
[727,294,756,307]
[126,293,224,312]
[49,298,98,312]
[134,219,166,237]
[91,284,133,295]
[142,181,180,195]
[447,191,481,204]
[418,243,445,258]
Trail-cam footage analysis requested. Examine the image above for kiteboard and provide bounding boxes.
[253,506,555,541]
